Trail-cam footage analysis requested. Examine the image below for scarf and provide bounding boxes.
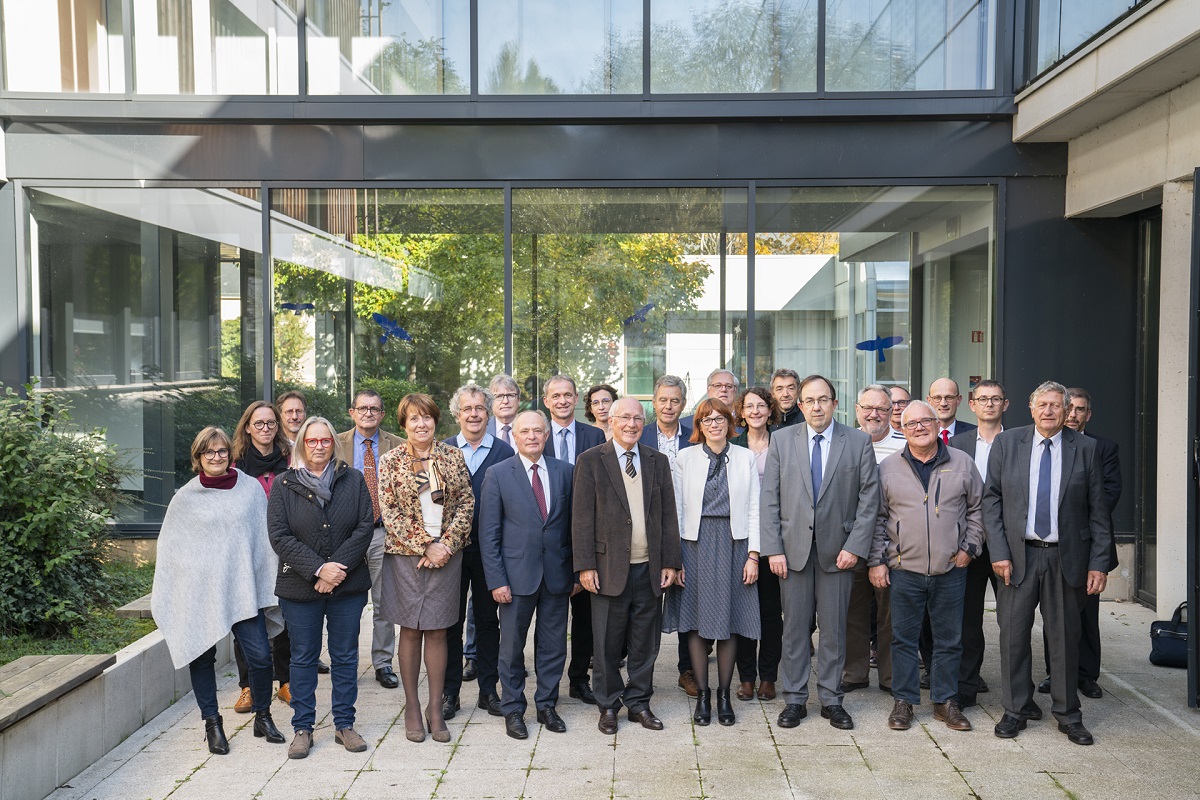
[702,442,730,483]
[198,469,238,490]
[236,445,288,479]
[293,463,335,506]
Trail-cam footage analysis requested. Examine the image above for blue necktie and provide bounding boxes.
[811,433,824,501]
[1034,439,1052,539]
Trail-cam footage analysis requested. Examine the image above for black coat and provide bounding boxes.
[267,462,374,602]
[441,436,516,550]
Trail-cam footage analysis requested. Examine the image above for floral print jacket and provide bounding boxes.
[378,441,474,556]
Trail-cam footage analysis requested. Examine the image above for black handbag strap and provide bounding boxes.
[1172,602,1187,624]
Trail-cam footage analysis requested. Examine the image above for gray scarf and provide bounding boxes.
[294,463,335,506]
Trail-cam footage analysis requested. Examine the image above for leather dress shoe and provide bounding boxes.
[478,692,503,716]
[442,693,461,720]
[375,666,399,689]
[757,680,776,701]
[1058,721,1095,745]
[204,714,229,755]
[1078,678,1104,699]
[1022,704,1043,721]
[919,671,930,690]
[821,705,854,730]
[317,660,330,674]
[957,693,978,709]
[994,713,1027,739]
[978,680,990,693]
[537,706,567,733]
[678,670,700,698]
[569,682,597,705]
[737,681,755,701]
[505,712,529,740]
[777,704,807,728]
[234,686,253,714]
[839,680,869,694]
[888,699,913,730]
[276,682,292,706]
[598,708,619,735]
[628,708,664,730]
[253,710,286,743]
[933,700,972,731]
[1037,676,1052,694]
[462,658,477,682]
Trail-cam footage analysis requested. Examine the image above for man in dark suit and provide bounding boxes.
[984,380,1112,746]
[479,410,574,739]
[441,383,515,719]
[573,396,681,734]
[542,374,607,706]
[928,377,977,443]
[760,374,880,731]
[1037,387,1122,699]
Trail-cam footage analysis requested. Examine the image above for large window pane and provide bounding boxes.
[270,188,504,435]
[825,0,996,91]
[512,188,747,421]
[3,0,125,92]
[651,0,817,93]
[755,185,994,426]
[478,0,642,94]
[1033,0,1139,76]
[29,187,266,523]
[305,0,469,95]
[132,0,298,94]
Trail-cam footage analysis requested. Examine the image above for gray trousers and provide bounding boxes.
[844,562,892,690]
[591,562,662,714]
[366,525,396,669]
[996,542,1085,725]
[779,546,854,708]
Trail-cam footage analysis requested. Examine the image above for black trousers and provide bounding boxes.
[959,543,997,699]
[590,563,662,713]
[736,569,782,683]
[445,542,501,698]
[1043,590,1103,681]
[567,590,593,686]
[236,625,291,688]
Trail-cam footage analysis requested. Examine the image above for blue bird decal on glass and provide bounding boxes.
[855,335,904,363]
[623,303,655,327]
[280,302,315,315]
[372,312,413,344]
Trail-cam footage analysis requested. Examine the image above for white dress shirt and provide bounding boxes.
[1025,429,1063,542]
[613,441,642,476]
[807,421,834,477]
[518,453,551,516]
[550,420,577,464]
[972,427,1002,483]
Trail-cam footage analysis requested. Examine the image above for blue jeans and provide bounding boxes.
[280,591,368,732]
[889,567,967,705]
[189,610,272,718]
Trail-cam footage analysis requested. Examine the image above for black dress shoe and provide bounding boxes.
[375,666,399,689]
[317,660,331,674]
[1021,704,1043,721]
[1078,678,1104,699]
[569,682,597,705]
[919,671,930,690]
[994,713,1027,739]
[462,658,477,682]
[442,693,461,720]
[537,706,567,733]
[1058,721,1094,745]
[628,708,664,730]
[253,710,285,743]
[477,692,503,716]
[977,680,990,694]
[598,708,619,735]
[203,714,229,755]
[716,689,735,726]
[505,712,529,740]
[777,704,807,728]
[1037,676,1052,694]
[821,705,854,730]
[839,680,869,693]
[957,693,978,709]
[694,688,712,726]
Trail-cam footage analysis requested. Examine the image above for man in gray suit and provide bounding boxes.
[761,374,880,731]
[479,411,574,740]
[984,380,1112,746]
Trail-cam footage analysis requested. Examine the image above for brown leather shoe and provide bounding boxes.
[598,708,619,735]
[335,727,368,752]
[234,686,253,714]
[888,699,914,730]
[276,683,292,706]
[736,682,755,701]
[288,730,312,759]
[678,670,699,698]
[757,680,777,701]
[628,708,664,730]
[933,700,972,731]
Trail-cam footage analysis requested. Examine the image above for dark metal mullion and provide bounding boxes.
[643,0,651,98]
[816,0,827,96]
[1187,166,1200,709]
[11,180,29,390]
[504,182,513,375]
[297,0,308,100]
[719,231,727,369]
[746,182,756,386]
[122,0,134,97]
[470,0,479,100]
[992,178,1005,407]
[261,182,276,401]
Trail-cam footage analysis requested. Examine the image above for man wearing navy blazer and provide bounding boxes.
[984,381,1112,746]
[441,384,515,720]
[928,377,977,443]
[543,374,607,705]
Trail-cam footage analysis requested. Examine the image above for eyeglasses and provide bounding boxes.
[493,392,519,402]
[708,382,736,391]
[856,404,890,415]
[901,417,937,431]
[353,406,383,415]
[699,416,727,427]
[251,420,278,431]
[612,414,645,425]
[974,396,1006,406]
[892,399,910,408]
[800,396,833,408]
[590,397,613,407]
[202,448,230,460]
[929,395,959,404]
[304,437,335,448]
[459,405,488,415]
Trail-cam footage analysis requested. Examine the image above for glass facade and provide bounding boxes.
[2,0,125,92]
[1031,0,1142,77]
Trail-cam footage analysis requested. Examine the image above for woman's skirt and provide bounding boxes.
[379,549,463,630]
[663,517,760,641]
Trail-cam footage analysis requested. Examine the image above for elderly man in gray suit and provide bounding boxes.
[761,374,880,731]
[984,380,1111,746]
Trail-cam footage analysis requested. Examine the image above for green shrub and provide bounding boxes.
[0,384,129,635]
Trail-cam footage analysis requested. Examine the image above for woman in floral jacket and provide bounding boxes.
[378,393,474,744]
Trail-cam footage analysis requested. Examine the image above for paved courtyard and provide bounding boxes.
[47,600,1199,800]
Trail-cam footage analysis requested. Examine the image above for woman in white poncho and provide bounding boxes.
[151,426,286,755]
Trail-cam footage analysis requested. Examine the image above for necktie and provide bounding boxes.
[363,439,380,523]
[530,463,548,521]
[811,433,823,500]
[941,429,950,445]
[558,428,571,463]
[624,450,637,478]
[1034,438,1053,539]
[500,424,511,446]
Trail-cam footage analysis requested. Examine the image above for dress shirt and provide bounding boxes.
[656,425,682,467]
[455,432,494,475]
[807,421,834,477]
[940,420,964,438]
[973,427,1002,482]
[352,430,380,473]
[518,453,552,517]
[871,433,904,464]
[550,420,578,464]
[495,420,514,447]
[613,441,642,477]
[1025,429,1063,542]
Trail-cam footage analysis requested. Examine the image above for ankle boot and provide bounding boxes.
[693,688,712,726]
[204,715,230,755]
[254,710,286,743]
[717,689,736,726]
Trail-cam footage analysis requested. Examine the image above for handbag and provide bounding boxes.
[1149,602,1188,668]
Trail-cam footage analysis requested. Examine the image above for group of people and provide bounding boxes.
[150,364,1119,759]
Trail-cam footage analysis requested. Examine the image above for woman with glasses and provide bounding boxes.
[729,387,784,702]
[583,383,619,441]
[268,417,375,759]
[664,397,761,726]
[378,393,474,743]
[152,426,285,755]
